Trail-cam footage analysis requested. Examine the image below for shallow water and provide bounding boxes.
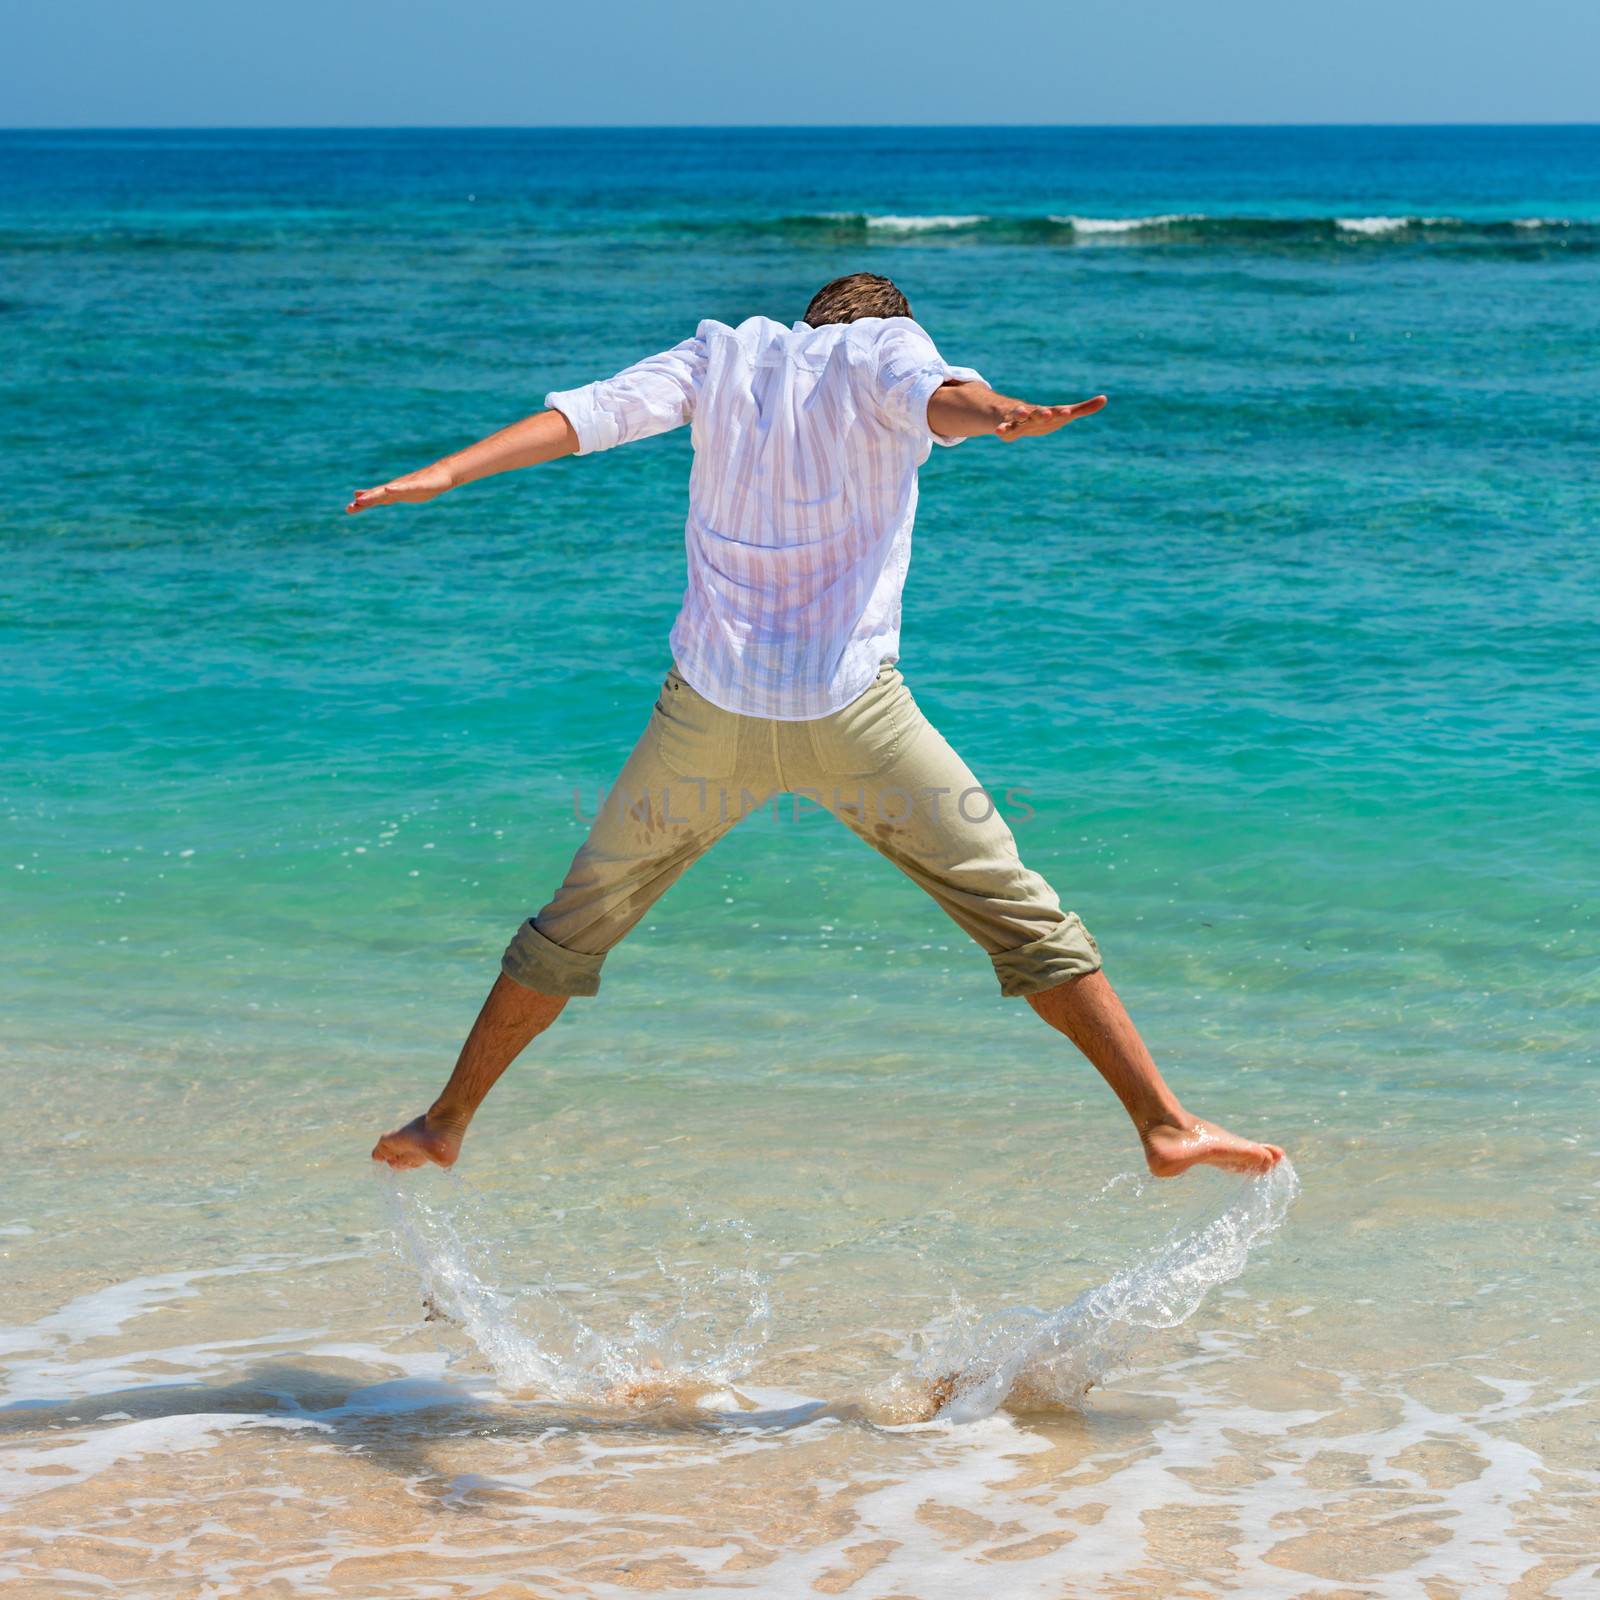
[3,126,1598,1595]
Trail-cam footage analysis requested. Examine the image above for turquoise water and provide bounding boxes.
[2,128,1598,1596]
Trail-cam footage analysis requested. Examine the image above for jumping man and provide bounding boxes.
[352,273,1285,1181]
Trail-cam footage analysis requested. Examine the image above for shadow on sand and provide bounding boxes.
[0,1360,928,1493]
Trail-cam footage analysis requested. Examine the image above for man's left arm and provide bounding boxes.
[927,380,1107,441]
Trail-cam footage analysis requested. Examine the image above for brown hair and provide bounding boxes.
[802,272,911,328]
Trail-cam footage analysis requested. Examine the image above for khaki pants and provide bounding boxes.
[502,662,1101,998]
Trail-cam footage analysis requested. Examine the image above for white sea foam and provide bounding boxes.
[0,1253,366,1403]
[864,213,986,231]
[0,1262,262,1359]
[887,1158,1300,1422]
[673,1324,1593,1599]
[1052,212,1202,233]
[1336,214,1412,235]
[0,1411,327,1504]
[808,209,1581,244]
[1334,214,1457,235]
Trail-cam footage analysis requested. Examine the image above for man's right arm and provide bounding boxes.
[927,380,1107,441]
[346,408,579,514]
[345,330,707,515]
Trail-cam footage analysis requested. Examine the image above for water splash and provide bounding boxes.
[375,1170,771,1407]
[378,1159,1299,1425]
[880,1159,1301,1423]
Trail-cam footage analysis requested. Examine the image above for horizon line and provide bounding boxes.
[4,120,1599,133]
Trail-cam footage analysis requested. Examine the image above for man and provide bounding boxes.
[352,273,1284,1181]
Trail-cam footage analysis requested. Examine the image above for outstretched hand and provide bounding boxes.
[346,463,453,515]
[995,394,1107,441]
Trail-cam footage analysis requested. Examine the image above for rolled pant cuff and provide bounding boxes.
[991,913,1103,998]
[501,918,605,998]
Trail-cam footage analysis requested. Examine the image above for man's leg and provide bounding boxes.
[372,977,566,1170]
[1027,971,1282,1175]
[809,666,1283,1177]
[374,668,773,1170]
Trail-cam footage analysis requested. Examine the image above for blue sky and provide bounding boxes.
[3,0,1596,126]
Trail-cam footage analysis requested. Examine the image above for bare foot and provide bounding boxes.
[371,1113,466,1171]
[1141,1116,1284,1179]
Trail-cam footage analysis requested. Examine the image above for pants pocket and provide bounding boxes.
[652,668,739,783]
[805,663,909,780]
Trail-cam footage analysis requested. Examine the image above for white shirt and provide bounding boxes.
[547,316,982,720]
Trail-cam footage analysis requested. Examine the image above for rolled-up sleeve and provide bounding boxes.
[870,320,984,448]
[546,332,707,455]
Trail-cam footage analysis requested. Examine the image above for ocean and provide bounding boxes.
[1,125,1597,1597]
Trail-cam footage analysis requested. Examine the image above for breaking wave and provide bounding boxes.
[673,211,1596,252]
